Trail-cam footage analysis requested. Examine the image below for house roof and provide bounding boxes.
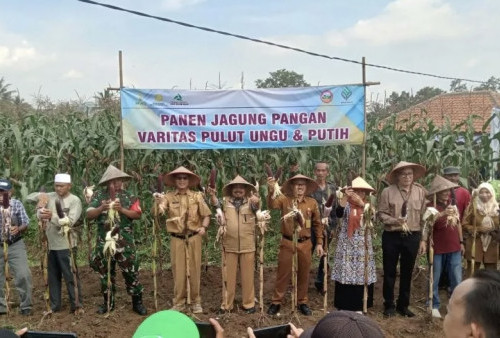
[387,91,500,133]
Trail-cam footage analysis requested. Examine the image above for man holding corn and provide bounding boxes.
[87,165,146,315]
[266,174,324,316]
[28,173,83,314]
[207,175,260,314]
[378,161,426,318]
[155,166,211,314]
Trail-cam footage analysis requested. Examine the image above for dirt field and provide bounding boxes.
[0,262,446,338]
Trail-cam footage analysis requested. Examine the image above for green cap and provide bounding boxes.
[133,310,200,338]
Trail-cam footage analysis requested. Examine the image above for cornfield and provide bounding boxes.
[0,106,497,266]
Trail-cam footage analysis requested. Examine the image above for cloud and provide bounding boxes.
[161,0,206,11]
[327,0,466,47]
[0,41,37,66]
[62,69,84,79]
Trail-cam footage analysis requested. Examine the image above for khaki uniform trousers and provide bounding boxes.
[171,234,202,306]
[222,251,255,310]
[272,237,312,305]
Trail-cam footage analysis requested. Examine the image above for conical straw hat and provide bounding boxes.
[386,161,426,184]
[351,177,375,193]
[281,174,318,197]
[98,165,132,185]
[163,166,200,188]
[222,175,256,196]
[426,175,459,196]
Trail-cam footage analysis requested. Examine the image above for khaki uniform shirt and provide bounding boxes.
[222,197,258,253]
[377,183,426,232]
[267,194,323,245]
[162,189,211,234]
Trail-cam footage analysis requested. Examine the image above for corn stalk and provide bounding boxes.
[1,192,11,315]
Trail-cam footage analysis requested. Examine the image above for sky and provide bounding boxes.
[1,0,499,105]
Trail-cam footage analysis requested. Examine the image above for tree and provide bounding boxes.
[450,79,468,92]
[255,69,310,88]
[0,77,14,102]
[473,76,500,92]
[413,86,445,104]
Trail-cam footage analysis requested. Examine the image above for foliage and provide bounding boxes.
[0,75,499,267]
[473,76,500,92]
[255,69,310,88]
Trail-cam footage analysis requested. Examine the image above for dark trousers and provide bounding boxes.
[382,231,420,309]
[48,248,82,311]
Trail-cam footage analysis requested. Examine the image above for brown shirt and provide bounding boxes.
[377,183,426,232]
[161,189,211,234]
[267,194,323,245]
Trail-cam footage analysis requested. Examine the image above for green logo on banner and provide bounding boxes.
[173,94,183,101]
[341,87,352,101]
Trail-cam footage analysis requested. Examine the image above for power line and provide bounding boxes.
[77,0,486,84]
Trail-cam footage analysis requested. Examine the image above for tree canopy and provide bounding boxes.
[255,69,310,88]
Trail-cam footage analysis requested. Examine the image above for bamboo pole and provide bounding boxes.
[152,201,159,311]
[428,194,436,313]
[322,241,328,314]
[292,225,298,314]
[362,57,367,179]
[363,226,369,314]
[37,193,51,314]
[106,253,112,316]
[259,231,264,315]
[471,197,478,277]
[221,244,228,311]
[67,233,81,313]
[185,234,191,306]
[118,50,124,171]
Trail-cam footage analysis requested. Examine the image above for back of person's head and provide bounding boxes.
[300,310,384,338]
[465,270,500,337]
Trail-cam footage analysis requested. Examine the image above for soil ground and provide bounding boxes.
[0,262,445,338]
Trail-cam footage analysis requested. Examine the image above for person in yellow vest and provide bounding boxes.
[208,175,260,314]
[155,166,211,314]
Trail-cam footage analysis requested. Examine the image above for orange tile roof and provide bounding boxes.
[387,91,500,132]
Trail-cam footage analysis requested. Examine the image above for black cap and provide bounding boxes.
[0,179,12,191]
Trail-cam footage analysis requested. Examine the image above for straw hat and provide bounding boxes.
[351,177,375,193]
[222,175,256,196]
[281,174,318,196]
[386,161,426,184]
[163,166,201,188]
[426,175,459,196]
[98,165,132,185]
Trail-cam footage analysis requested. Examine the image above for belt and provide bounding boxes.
[170,232,197,240]
[7,237,21,246]
[282,235,310,243]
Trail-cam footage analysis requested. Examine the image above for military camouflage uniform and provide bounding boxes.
[88,188,143,298]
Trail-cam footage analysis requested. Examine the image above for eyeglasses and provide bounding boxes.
[175,176,189,180]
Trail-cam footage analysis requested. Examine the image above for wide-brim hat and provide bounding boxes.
[163,166,201,188]
[222,175,256,196]
[426,175,459,196]
[386,161,426,184]
[98,165,132,185]
[351,177,375,193]
[281,174,318,196]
